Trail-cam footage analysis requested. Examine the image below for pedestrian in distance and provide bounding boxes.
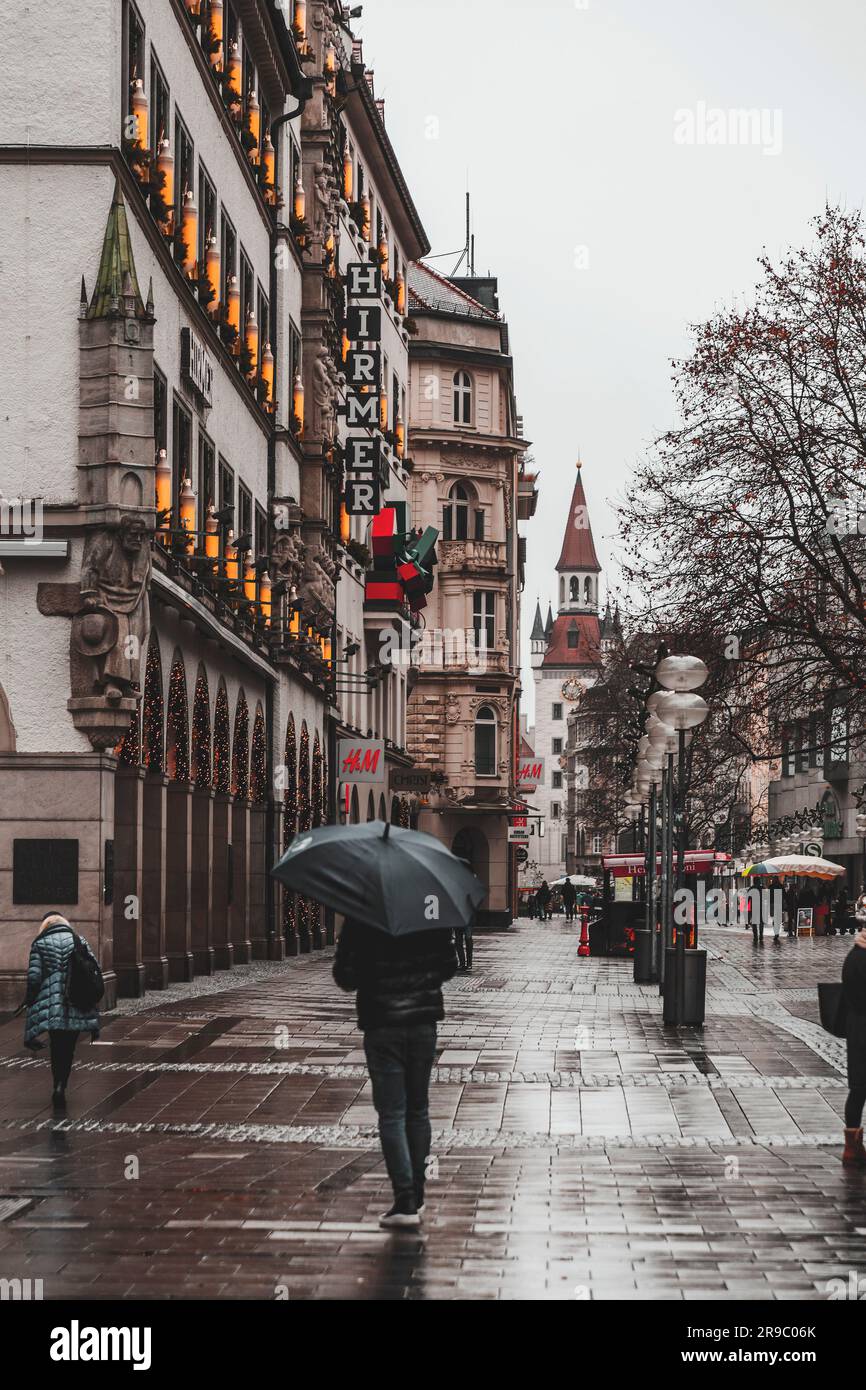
[562,879,577,923]
[841,926,866,1166]
[454,918,474,972]
[784,881,798,938]
[22,912,103,1111]
[855,885,866,936]
[831,888,849,938]
[333,917,458,1228]
[537,880,552,921]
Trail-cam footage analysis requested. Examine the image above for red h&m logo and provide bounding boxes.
[517,760,544,785]
[338,738,384,783]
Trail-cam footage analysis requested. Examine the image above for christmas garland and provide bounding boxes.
[213,683,231,794]
[142,640,164,772]
[192,670,212,788]
[231,692,249,797]
[166,657,190,782]
[250,705,267,804]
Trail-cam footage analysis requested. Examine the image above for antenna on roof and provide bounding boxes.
[450,189,472,277]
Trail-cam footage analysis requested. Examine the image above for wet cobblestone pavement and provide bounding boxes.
[1,921,864,1300]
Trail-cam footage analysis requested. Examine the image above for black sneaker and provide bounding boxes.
[51,1086,67,1113]
[379,1199,420,1229]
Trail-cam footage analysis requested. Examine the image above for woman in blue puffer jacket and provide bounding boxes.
[24,913,100,1110]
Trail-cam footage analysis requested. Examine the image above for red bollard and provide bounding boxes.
[578,907,590,957]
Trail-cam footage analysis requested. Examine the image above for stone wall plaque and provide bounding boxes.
[13,839,79,905]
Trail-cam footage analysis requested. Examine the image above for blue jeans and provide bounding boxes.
[363,1023,437,1204]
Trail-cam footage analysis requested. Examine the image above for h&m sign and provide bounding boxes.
[181,328,214,408]
[338,738,385,783]
[516,758,545,789]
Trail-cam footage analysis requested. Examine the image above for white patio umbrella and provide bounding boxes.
[744,854,845,881]
[552,874,597,887]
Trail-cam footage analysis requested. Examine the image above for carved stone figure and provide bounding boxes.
[75,515,151,701]
[313,162,336,232]
[300,545,336,618]
[272,531,306,591]
[312,344,336,438]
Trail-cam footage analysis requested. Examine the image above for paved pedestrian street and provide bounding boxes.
[0,920,864,1301]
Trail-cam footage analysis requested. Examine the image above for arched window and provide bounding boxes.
[559,577,565,607]
[567,622,579,649]
[366,790,375,822]
[569,576,579,603]
[475,704,497,777]
[443,482,469,541]
[453,370,472,424]
[584,576,592,605]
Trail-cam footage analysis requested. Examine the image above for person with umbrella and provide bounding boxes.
[841,926,866,1166]
[272,820,483,1229]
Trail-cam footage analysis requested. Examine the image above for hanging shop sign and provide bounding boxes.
[508,826,530,845]
[180,327,214,408]
[390,769,433,793]
[345,476,381,515]
[516,758,544,790]
[338,738,385,782]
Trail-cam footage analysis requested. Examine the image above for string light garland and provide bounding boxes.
[213,683,231,793]
[312,731,323,828]
[298,721,311,937]
[231,692,249,798]
[282,713,298,941]
[192,669,212,788]
[142,639,164,772]
[116,705,141,766]
[251,705,267,803]
[166,657,190,781]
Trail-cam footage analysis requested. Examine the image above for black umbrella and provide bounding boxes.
[271,820,485,935]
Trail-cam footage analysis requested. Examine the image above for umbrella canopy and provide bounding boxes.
[271,820,486,935]
[744,854,846,880]
[552,874,597,888]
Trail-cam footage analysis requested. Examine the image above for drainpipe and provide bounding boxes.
[264,57,312,952]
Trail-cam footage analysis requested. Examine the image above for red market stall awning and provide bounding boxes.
[602,851,732,879]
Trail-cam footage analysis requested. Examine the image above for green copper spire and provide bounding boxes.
[87,181,146,319]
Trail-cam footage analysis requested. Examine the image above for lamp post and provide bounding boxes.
[654,657,709,1027]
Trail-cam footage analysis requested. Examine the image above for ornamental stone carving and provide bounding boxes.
[312,344,336,438]
[77,515,151,700]
[300,545,337,621]
[272,531,306,591]
[37,514,152,750]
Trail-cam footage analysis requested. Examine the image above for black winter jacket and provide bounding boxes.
[333,919,458,1031]
[843,944,866,1088]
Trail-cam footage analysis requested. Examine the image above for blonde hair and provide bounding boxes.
[40,913,71,930]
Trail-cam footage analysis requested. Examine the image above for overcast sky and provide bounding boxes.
[357,0,866,722]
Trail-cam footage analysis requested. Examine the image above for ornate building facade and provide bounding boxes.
[0,0,430,1005]
[405,264,536,926]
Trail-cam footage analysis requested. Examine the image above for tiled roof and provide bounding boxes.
[541,612,602,669]
[408,261,498,319]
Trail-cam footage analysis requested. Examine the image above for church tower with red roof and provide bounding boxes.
[527,461,604,881]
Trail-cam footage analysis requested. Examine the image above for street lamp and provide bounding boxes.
[654,658,710,1027]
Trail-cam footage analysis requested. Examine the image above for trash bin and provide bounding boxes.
[633,929,657,983]
[662,947,707,1025]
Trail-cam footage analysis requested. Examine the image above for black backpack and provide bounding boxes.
[66,935,105,1012]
